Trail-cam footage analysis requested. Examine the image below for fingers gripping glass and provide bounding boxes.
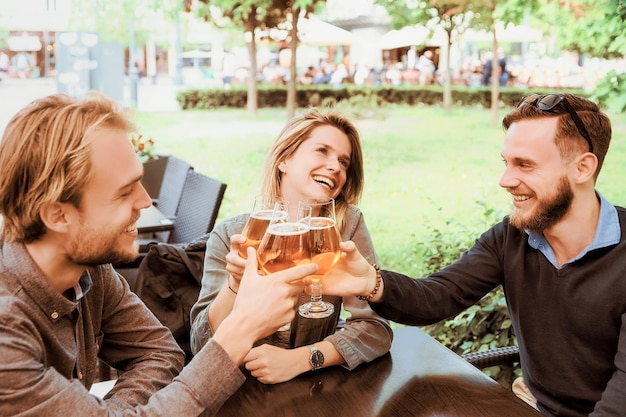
[518,94,594,154]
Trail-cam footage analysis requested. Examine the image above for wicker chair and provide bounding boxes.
[153,155,193,220]
[462,345,520,369]
[167,170,227,244]
[141,155,169,199]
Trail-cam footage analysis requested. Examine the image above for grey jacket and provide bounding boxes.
[190,205,392,370]
[0,238,244,416]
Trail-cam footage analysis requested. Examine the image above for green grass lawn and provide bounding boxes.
[136,105,626,277]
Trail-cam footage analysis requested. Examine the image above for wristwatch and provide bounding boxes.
[309,345,324,371]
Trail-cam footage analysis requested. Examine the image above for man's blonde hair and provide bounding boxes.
[0,92,135,243]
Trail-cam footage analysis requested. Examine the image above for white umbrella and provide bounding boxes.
[181,50,212,59]
[378,25,448,49]
[298,15,355,46]
[8,35,42,52]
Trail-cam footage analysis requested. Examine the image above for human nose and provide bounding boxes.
[326,157,341,172]
[136,183,153,209]
[498,165,518,189]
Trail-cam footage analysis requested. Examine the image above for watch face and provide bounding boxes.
[311,350,324,369]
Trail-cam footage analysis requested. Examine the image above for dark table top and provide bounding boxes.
[136,205,174,234]
[212,326,540,417]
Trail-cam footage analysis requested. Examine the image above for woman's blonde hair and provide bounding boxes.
[0,92,135,243]
[259,108,364,230]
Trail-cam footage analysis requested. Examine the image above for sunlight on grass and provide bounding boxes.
[136,105,626,276]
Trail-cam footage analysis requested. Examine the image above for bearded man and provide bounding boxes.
[312,94,625,417]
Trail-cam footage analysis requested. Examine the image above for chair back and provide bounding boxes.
[157,156,193,219]
[141,155,169,199]
[168,170,227,244]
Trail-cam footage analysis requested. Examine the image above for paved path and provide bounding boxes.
[0,77,182,137]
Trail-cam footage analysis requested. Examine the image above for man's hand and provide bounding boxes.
[306,241,376,298]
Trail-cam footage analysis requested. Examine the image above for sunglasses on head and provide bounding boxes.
[517,94,594,154]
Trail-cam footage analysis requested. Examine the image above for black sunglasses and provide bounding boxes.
[517,94,594,154]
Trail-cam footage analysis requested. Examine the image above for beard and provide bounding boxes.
[509,176,573,233]
[66,219,139,267]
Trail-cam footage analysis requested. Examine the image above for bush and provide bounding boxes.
[176,85,589,111]
[591,70,626,113]
[321,93,389,120]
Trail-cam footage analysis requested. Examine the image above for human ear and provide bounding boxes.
[575,152,598,184]
[39,202,72,234]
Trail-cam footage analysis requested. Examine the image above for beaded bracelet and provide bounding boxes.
[357,264,382,301]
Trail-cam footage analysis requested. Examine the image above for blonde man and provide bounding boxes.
[0,92,314,416]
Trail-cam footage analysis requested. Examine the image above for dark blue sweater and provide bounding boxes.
[373,212,626,417]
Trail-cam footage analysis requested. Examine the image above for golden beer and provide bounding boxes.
[308,217,341,281]
[257,222,311,275]
[238,210,287,258]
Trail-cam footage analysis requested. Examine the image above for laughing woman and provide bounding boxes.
[190,108,392,384]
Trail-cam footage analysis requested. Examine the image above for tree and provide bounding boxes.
[375,0,482,110]
[72,0,180,47]
[538,0,626,112]
[376,0,540,119]
[541,0,626,58]
[278,0,326,118]
[187,0,286,115]
[186,0,325,117]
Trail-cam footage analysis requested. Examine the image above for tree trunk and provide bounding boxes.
[490,31,499,126]
[245,16,258,116]
[442,33,452,110]
[286,10,299,119]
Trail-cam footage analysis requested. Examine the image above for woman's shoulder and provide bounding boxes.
[344,204,363,219]
[213,213,250,238]
[339,204,366,238]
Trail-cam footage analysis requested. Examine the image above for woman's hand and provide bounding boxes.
[244,344,309,384]
[225,234,247,291]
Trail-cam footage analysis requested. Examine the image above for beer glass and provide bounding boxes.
[257,203,312,331]
[238,195,288,259]
[298,198,340,319]
[257,204,311,275]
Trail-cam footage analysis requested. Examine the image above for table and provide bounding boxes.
[212,327,541,417]
[136,205,174,234]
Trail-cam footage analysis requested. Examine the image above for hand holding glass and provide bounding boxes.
[238,196,288,259]
[257,204,312,330]
[257,204,311,274]
[298,198,341,319]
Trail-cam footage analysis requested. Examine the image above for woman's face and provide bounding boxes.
[278,125,352,206]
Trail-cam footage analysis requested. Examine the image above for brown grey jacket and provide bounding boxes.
[0,238,244,416]
[190,205,392,369]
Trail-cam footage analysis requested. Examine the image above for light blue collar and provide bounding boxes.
[526,192,619,268]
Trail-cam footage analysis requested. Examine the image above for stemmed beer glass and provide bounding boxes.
[238,195,288,259]
[257,203,312,330]
[298,198,341,319]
